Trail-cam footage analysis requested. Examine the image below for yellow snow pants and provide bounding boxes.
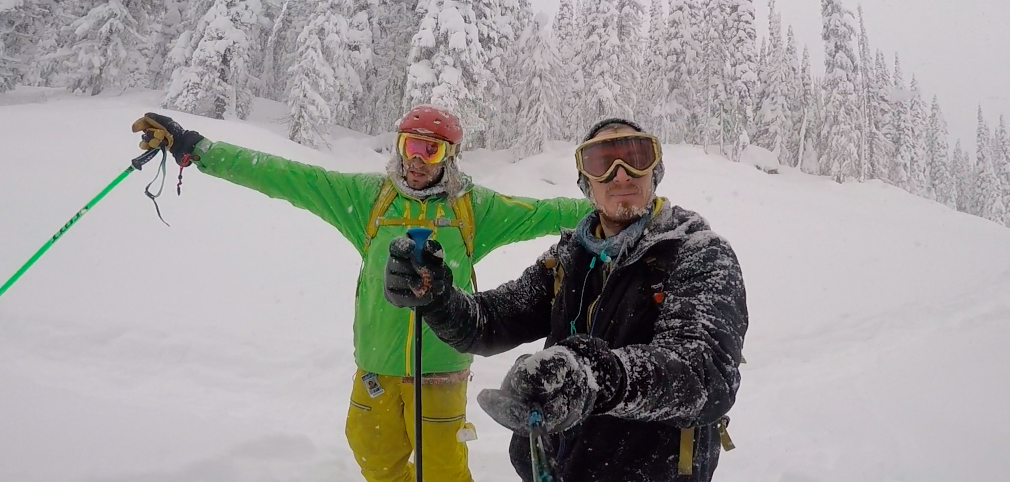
[345,369,474,482]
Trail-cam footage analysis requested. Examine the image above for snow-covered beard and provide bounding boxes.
[385,152,467,199]
[588,185,656,226]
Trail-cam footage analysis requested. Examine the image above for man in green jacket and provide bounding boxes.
[132,105,590,482]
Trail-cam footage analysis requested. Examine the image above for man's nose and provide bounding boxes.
[611,165,633,182]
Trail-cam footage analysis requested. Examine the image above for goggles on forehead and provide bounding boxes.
[397,132,457,164]
[575,133,662,182]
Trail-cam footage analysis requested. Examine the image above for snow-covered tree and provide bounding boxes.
[907,76,930,197]
[514,12,562,157]
[616,0,645,122]
[163,0,263,120]
[781,26,803,167]
[479,0,535,150]
[855,5,872,179]
[403,0,488,148]
[890,55,911,187]
[697,0,729,153]
[580,0,628,123]
[260,0,299,100]
[926,96,955,208]
[641,0,668,135]
[67,0,150,95]
[820,0,862,183]
[552,0,583,140]
[867,49,894,183]
[952,140,975,214]
[722,0,758,161]
[287,15,334,148]
[975,108,1006,224]
[752,0,790,163]
[994,116,1010,225]
[667,0,701,144]
[360,0,419,134]
[798,46,821,174]
[1,0,57,90]
[10,0,78,87]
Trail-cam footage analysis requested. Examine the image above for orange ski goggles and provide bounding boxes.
[575,133,662,182]
[397,132,458,164]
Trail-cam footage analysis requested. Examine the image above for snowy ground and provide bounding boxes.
[2,89,1009,482]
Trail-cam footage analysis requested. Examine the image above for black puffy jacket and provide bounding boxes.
[423,200,748,481]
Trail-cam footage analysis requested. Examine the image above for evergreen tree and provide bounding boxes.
[855,5,872,180]
[782,26,803,167]
[67,0,150,95]
[820,0,862,183]
[362,0,419,133]
[15,0,80,87]
[514,12,562,157]
[890,55,911,187]
[994,116,1010,225]
[641,0,668,135]
[163,0,263,120]
[616,0,645,122]
[975,108,1006,224]
[926,96,955,208]
[667,0,701,144]
[952,139,975,214]
[475,0,512,148]
[752,0,789,163]
[907,75,930,198]
[553,0,582,141]
[403,0,488,148]
[868,49,894,183]
[722,0,758,161]
[287,13,335,148]
[697,0,729,153]
[581,0,627,123]
[798,46,821,174]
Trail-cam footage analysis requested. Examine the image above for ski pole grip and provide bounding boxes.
[529,404,545,433]
[406,228,433,262]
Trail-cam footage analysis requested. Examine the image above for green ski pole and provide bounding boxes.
[0,148,163,299]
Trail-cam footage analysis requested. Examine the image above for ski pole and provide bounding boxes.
[529,404,563,482]
[405,227,433,482]
[0,148,164,299]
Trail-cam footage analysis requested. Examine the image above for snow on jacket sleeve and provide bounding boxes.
[421,246,559,356]
[609,230,748,426]
[192,140,383,253]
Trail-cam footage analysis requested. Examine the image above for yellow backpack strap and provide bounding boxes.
[449,192,478,290]
[363,179,399,251]
[678,427,695,475]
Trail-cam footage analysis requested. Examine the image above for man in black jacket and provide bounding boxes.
[383,119,748,482]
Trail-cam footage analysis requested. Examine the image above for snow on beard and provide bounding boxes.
[590,183,654,225]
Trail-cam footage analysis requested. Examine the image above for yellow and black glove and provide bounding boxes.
[131,113,204,166]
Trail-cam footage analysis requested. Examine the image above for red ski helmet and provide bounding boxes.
[397,104,463,145]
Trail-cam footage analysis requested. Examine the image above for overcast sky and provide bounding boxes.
[533,0,1010,149]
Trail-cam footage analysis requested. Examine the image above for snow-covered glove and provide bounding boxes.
[477,335,626,435]
[384,236,453,309]
[131,113,205,166]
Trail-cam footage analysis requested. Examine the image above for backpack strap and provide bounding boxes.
[361,183,476,292]
[363,179,399,251]
[449,192,479,291]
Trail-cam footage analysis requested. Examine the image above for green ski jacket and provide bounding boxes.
[193,141,591,376]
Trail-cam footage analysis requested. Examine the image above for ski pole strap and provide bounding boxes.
[176,153,198,195]
[140,148,171,226]
[528,407,562,482]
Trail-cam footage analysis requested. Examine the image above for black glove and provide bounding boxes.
[131,112,205,166]
[384,236,453,309]
[477,335,626,435]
